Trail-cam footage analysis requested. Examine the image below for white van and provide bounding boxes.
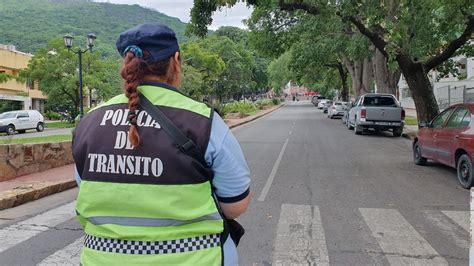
[0,110,45,135]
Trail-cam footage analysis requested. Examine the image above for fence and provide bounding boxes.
[437,85,474,110]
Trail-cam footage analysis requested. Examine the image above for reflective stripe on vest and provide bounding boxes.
[86,212,221,227]
[84,233,220,255]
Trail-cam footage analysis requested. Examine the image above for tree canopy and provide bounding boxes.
[189,0,474,121]
[20,39,122,119]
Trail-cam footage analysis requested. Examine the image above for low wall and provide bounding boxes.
[0,141,73,182]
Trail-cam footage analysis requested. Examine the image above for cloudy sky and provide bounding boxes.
[95,1,253,30]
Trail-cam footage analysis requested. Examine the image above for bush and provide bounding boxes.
[255,99,273,109]
[224,102,258,116]
[272,98,281,105]
[45,111,61,120]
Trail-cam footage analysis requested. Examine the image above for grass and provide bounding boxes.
[0,134,72,145]
[45,121,75,128]
[405,116,418,126]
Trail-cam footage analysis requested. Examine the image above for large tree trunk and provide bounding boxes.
[361,57,373,95]
[373,47,401,95]
[336,62,349,101]
[397,55,439,123]
[342,55,373,97]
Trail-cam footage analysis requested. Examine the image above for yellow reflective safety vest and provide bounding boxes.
[73,82,225,265]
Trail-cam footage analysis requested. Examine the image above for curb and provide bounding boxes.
[227,103,286,129]
[0,180,77,211]
[402,131,417,141]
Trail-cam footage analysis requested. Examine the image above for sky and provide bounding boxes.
[94,1,253,30]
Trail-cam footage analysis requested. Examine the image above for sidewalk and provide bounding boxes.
[0,165,76,210]
[0,103,285,210]
[402,125,418,140]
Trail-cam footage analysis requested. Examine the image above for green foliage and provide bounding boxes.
[45,111,61,120]
[224,101,259,116]
[45,121,75,128]
[181,42,225,98]
[0,135,72,144]
[20,38,122,119]
[182,28,269,101]
[0,0,188,56]
[405,116,418,126]
[272,98,281,105]
[0,73,12,83]
[255,99,272,109]
[268,51,293,93]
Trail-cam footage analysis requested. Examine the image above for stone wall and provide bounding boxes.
[0,141,73,182]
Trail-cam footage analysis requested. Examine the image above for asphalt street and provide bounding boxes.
[0,100,469,265]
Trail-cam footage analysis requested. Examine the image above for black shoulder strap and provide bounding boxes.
[138,94,208,167]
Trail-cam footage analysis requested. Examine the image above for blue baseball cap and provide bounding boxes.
[116,22,179,63]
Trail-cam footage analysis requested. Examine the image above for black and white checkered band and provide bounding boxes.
[84,233,221,255]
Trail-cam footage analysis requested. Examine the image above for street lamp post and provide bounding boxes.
[63,33,97,119]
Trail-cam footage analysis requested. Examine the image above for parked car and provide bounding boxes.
[317,99,330,109]
[328,102,349,119]
[312,95,325,107]
[323,100,333,113]
[347,93,405,136]
[0,110,45,135]
[413,103,474,188]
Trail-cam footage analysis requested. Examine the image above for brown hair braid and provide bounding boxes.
[120,51,177,149]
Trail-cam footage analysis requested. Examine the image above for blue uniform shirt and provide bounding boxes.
[75,112,250,265]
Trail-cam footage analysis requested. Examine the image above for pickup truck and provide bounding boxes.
[347,93,405,137]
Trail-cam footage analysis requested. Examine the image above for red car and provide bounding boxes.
[413,103,474,188]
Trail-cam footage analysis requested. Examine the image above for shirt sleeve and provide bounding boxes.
[74,166,81,186]
[205,113,251,203]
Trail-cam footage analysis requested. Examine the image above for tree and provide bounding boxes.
[181,41,225,98]
[268,51,293,94]
[190,0,473,122]
[20,38,122,119]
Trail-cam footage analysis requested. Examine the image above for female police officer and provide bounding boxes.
[72,23,251,265]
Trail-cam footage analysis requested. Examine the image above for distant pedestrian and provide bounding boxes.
[72,22,251,265]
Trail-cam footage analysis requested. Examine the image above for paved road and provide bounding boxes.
[0,101,469,265]
[0,128,72,140]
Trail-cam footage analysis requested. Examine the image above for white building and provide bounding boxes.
[399,55,474,117]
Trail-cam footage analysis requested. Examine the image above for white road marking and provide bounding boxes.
[272,204,329,266]
[38,237,83,266]
[0,201,76,253]
[360,208,447,265]
[441,211,469,232]
[424,210,468,249]
[257,138,289,201]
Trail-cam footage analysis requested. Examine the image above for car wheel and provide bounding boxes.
[18,130,26,134]
[457,154,474,189]
[413,142,427,166]
[354,125,362,135]
[347,121,354,130]
[393,126,403,137]
[6,125,15,135]
[36,122,44,132]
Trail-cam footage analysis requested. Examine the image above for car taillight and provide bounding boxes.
[361,108,366,119]
[402,109,406,120]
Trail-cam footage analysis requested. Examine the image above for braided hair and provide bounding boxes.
[120,51,176,149]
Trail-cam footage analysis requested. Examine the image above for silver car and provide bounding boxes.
[322,100,333,113]
[328,101,349,119]
[346,93,405,136]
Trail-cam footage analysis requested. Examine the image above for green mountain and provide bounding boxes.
[0,0,189,57]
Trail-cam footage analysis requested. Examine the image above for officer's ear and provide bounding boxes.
[171,52,182,87]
